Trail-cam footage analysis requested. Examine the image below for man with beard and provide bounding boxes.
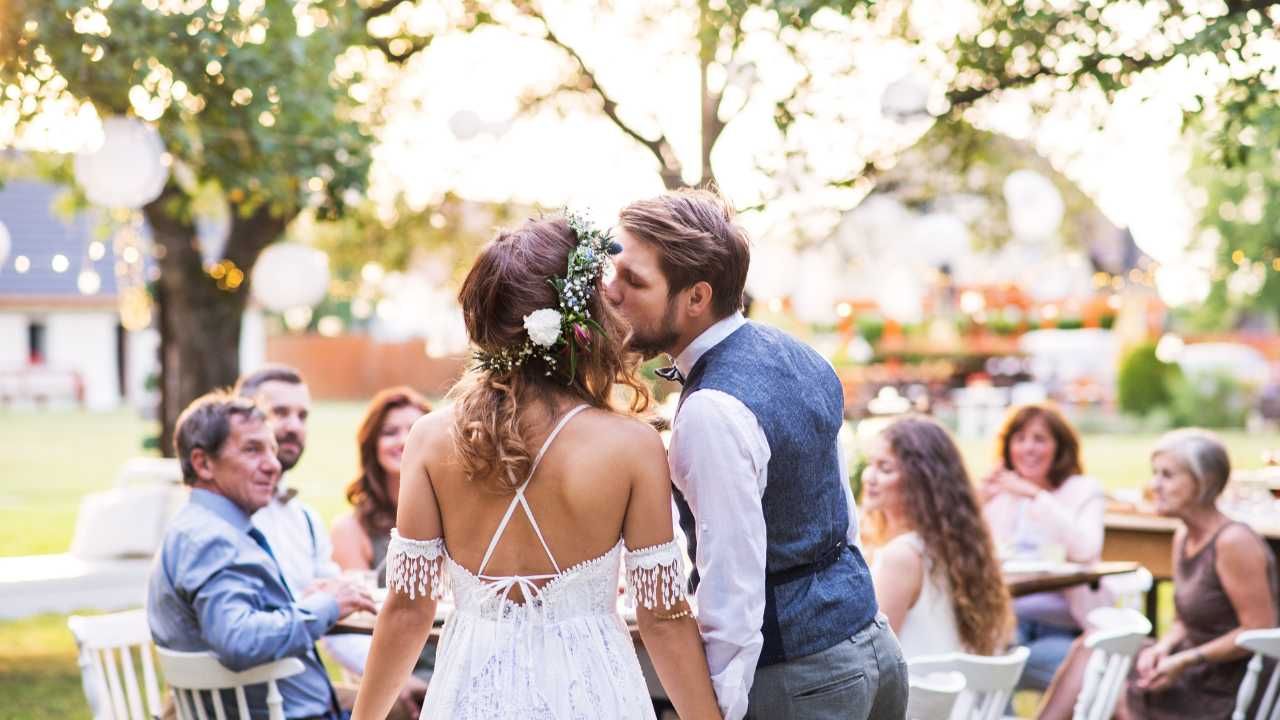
[605,190,905,720]
[235,365,342,595]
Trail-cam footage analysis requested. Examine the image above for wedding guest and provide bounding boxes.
[1037,429,1279,720]
[331,387,432,579]
[328,387,432,717]
[980,403,1108,689]
[234,365,340,594]
[148,391,375,719]
[862,416,1012,658]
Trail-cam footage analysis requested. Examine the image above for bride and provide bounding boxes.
[352,212,722,719]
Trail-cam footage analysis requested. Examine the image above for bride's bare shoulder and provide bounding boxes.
[406,405,456,451]
[577,409,665,461]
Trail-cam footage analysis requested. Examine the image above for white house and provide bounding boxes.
[0,180,158,411]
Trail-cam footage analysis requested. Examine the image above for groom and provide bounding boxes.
[606,189,907,720]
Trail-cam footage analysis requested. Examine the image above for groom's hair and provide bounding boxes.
[619,188,749,319]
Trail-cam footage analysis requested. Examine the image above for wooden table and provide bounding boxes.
[1005,561,1142,598]
[1103,510,1280,627]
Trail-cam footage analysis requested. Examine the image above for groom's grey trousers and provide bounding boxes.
[745,613,908,720]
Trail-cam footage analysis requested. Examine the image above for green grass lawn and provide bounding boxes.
[1,405,1275,718]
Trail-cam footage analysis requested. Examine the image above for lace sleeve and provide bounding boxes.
[385,529,447,601]
[625,539,687,611]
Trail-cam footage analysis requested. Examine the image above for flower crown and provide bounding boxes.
[473,209,622,379]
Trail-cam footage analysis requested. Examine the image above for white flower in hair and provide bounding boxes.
[523,308,563,348]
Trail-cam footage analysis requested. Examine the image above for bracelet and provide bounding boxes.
[1192,648,1207,665]
[653,607,693,621]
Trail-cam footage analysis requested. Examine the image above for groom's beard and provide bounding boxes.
[626,298,680,360]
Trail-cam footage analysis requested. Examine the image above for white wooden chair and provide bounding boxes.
[155,647,305,720]
[1233,628,1280,719]
[909,646,1030,720]
[67,609,164,720]
[1073,607,1152,720]
[908,671,966,720]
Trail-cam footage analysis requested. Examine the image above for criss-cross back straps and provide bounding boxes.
[476,404,591,580]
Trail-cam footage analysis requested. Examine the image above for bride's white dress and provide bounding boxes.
[385,405,688,719]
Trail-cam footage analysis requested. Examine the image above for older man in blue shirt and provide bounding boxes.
[149,391,375,720]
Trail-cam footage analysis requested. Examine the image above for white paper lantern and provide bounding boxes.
[839,195,910,259]
[74,117,169,209]
[910,212,970,268]
[251,243,330,311]
[791,248,842,324]
[875,268,925,324]
[1003,169,1064,241]
[880,74,931,120]
[1026,252,1094,302]
[0,220,9,268]
[449,110,483,140]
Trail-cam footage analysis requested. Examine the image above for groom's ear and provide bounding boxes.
[685,280,715,317]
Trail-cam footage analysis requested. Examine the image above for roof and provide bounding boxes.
[0,180,125,309]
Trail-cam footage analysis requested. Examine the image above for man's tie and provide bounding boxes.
[247,526,344,720]
[655,364,685,385]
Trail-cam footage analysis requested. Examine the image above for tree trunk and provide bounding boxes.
[145,196,287,455]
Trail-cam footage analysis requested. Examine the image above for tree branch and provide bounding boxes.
[520,4,685,186]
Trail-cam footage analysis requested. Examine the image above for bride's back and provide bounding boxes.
[414,402,657,579]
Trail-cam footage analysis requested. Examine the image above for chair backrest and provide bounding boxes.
[1234,628,1280,720]
[1073,608,1152,720]
[908,671,966,720]
[155,647,305,720]
[909,646,1031,720]
[67,609,164,720]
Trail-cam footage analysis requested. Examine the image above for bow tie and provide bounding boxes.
[655,365,685,385]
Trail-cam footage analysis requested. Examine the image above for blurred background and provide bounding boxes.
[1,1,1279,717]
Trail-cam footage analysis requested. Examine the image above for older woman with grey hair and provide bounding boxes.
[1038,428,1279,720]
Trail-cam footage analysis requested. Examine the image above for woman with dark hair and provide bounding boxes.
[353,214,721,720]
[331,387,432,575]
[981,404,1108,689]
[862,416,1013,658]
[1037,429,1278,719]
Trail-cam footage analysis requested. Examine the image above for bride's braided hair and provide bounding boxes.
[449,217,649,492]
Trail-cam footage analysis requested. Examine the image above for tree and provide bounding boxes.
[938,0,1280,319]
[2,0,374,450]
[360,0,876,194]
[1183,100,1280,326]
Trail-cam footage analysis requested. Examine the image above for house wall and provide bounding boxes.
[0,314,26,369]
[45,312,121,410]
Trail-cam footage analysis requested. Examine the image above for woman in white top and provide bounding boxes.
[862,415,1012,659]
[979,403,1107,690]
[352,215,721,719]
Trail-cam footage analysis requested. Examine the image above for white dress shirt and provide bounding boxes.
[251,480,340,595]
[668,312,858,720]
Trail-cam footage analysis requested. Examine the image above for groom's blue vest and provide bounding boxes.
[674,321,878,666]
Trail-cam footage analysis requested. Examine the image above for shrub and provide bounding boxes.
[1169,371,1259,429]
[1117,342,1181,416]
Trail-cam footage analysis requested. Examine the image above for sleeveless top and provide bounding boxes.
[872,532,966,659]
[383,405,688,719]
[1127,521,1279,719]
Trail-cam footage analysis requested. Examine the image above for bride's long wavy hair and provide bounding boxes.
[864,416,1013,655]
[449,217,650,492]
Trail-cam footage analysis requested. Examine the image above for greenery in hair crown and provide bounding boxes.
[473,209,623,380]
